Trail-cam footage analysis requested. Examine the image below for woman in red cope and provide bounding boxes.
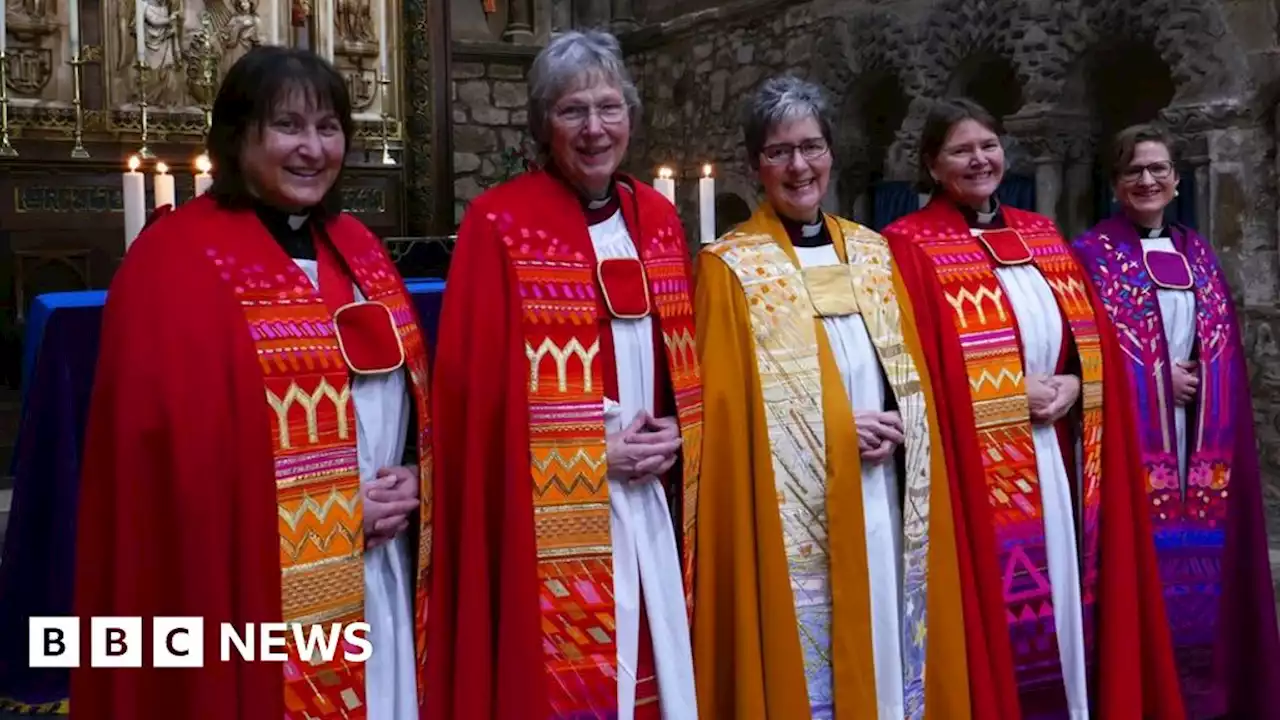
[1071,124,1280,719]
[426,29,702,720]
[881,98,1182,720]
[72,47,433,720]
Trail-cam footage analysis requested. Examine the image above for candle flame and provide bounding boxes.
[128,155,140,172]
[156,162,169,174]
[195,153,212,174]
[658,167,672,179]
[703,164,712,177]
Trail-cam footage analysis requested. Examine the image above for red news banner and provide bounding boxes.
[28,617,372,667]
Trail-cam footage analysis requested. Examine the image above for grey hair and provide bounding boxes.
[527,30,641,151]
[741,75,835,170]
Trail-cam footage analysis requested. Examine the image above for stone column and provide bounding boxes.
[610,0,637,32]
[1033,155,1064,222]
[502,0,534,42]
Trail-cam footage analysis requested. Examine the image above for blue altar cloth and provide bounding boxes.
[0,280,445,712]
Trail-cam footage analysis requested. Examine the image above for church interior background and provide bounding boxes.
[2,0,1280,612]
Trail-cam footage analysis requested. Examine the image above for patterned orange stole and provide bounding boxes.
[490,172,702,715]
[908,202,1103,715]
[199,204,433,719]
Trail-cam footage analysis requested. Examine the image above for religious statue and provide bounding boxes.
[216,0,261,76]
[335,0,373,45]
[118,0,186,105]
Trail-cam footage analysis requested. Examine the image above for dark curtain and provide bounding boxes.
[996,173,1036,212]
[870,181,919,231]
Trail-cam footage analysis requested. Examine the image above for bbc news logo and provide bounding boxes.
[29,617,372,668]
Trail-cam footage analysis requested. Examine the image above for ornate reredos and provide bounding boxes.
[2,0,403,135]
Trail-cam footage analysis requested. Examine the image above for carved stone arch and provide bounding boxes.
[813,12,917,114]
[917,0,1035,103]
[1061,0,1248,105]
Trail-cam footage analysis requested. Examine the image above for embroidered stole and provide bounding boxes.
[909,206,1103,711]
[712,210,933,718]
[1072,218,1232,711]
[491,186,702,716]
[203,214,433,719]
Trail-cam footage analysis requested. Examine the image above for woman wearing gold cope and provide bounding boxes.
[692,75,969,720]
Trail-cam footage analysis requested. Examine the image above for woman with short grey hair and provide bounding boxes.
[429,28,701,720]
[692,74,970,719]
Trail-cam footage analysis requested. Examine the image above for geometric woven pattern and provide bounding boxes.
[203,216,434,720]
[900,205,1105,717]
[492,175,703,716]
[1071,218,1231,716]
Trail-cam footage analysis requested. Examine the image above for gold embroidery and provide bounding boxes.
[526,337,601,393]
[945,285,1007,328]
[802,265,861,317]
[265,379,352,449]
[664,327,697,372]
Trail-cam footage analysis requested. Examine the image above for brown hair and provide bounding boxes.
[916,97,1001,192]
[1109,123,1177,180]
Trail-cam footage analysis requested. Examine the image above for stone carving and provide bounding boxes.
[117,0,186,104]
[4,47,52,96]
[917,0,1033,99]
[402,0,437,234]
[1060,0,1247,105]
[336,0,375,45]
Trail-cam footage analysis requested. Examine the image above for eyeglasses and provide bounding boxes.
[554,102,628,127]
[1121,161,1174,183]
[760,139,830,165]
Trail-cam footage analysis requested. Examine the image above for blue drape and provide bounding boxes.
[997,173,1036,211]
[870,181,918,230]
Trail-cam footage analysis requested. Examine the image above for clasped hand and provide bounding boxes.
[1171,360,1199,406]
[855,410,904,463]
[1025,374,1081,425]
[362,465,419,551]
[606,411,683,482]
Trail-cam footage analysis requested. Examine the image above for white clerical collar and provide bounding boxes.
[287,214,309,231]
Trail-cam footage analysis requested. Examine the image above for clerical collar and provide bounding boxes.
[779,212,830,248]
[254,201,316,260]
[957,197,1006,229]
[1134,221,1169,239]
[583,188,621,226]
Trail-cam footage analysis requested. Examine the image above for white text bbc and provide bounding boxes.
[29,617,372,668]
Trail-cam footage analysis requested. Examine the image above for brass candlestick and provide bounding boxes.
[0,51,18,157]
[68,54,89,158]
[133,59,155,159]
[378,74,394,165]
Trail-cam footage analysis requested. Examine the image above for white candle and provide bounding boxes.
[153,161,175,209]
[699,164,715,243]
[1,0,7,55]
[378,0,388,80]
[68,0,80,56]
[134,0,145,61]
[323,0,335,61]
[194,153,213,196]
[123,156,147,249]
[654,166,675,206]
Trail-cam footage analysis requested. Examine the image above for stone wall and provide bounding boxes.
[450,51,537,226]
[621,0,1280,542]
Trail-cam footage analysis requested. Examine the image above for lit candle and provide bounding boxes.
[194,153,213,196]
[68,0,80,57]
[654,166,675,206]
[123,155,147,249]
[153,161,175,209]
[134,0,145,61]
[699,164,715,243]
